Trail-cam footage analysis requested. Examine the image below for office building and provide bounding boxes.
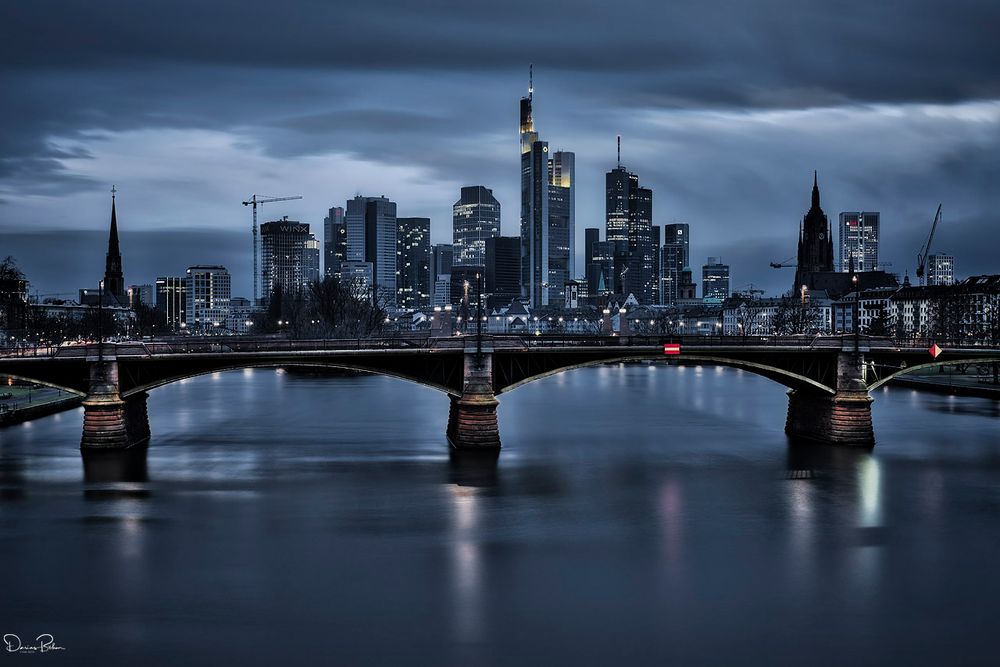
[927,253,955,286]
[155,276,186,332]
[340,261,374,300]
[228,297,253,335]
[345,195,397,305]
[260,218,317,299]
[185,265,231,333]
[453,186,500,267]
[519,69,574,308]
[397,217,431,309]
[431,243,454,307]
[127,284,154,309]
[323,206,346,279]
[660,223,690,305]
[839,211,880,272]
[485,236,520,309]
[702,257,730,301]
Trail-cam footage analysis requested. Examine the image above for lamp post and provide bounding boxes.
[97,279,105,362]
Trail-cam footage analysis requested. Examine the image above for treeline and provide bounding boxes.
[253,277,388,339]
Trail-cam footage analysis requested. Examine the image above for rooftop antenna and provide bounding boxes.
[617,135,621,168]
[528,64,533,100]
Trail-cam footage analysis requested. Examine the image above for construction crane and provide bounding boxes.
[915,204,943,286]
[769,257,796,269]
[242,194,303,303]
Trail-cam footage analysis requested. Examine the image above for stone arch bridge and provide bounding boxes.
[1,336,997,451]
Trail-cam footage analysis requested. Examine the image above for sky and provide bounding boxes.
[1,0,998,299]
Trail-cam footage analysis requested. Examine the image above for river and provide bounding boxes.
[2,363,999,665]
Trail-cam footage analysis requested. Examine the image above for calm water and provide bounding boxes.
[2,364,1000,665]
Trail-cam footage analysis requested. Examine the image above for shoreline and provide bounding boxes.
[0,396,84,427]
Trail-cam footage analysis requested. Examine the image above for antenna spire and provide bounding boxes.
[617,135,621,168]
[111,184,117,200]
[528,64,533,100]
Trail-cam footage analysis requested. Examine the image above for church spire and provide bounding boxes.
[104,185,124,298]
[811,170,820,209]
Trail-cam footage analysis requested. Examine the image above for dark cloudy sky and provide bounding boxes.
[2,0,998,298]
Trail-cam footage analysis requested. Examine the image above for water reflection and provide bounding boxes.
[82,447,149,484]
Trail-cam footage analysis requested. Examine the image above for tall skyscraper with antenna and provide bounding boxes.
[605,138,653,302]
[519,66,575,307]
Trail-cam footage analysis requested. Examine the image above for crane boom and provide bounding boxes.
[242,194,303,304]
[916,204,942,285]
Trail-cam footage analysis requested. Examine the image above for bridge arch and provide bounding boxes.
[118,359,463,398]
[867,356,1000,391]
[494,354,837,396]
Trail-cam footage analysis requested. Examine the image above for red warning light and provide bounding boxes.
[663,343,681,355]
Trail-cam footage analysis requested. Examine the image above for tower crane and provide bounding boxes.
[242,194,303,303]
[915,204,943,286]
[769,257,796,269]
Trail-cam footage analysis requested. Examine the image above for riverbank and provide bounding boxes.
[0,386,83,427]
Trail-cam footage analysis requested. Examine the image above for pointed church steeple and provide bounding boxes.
[104,185,125,299]
[811,170,820,209]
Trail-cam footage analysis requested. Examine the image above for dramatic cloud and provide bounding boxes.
[1,0,998,296]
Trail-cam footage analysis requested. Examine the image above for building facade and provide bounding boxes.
[184,265,231,333]
[323,206,346,279]
[260,218,316,300]
[702,257,730,301]
[453,186,500,267]
[397,217,431,310]
[605,154,653,303]
[155,276,186,332]
[927,253,955,286]
[485,236,521,309]
[345,195,397,305]
[838,211,880,272]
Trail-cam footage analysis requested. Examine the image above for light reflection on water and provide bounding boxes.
[2,363,1000,664]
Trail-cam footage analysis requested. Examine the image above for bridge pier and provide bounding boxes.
[81,351,150,450]
[785,351,874,447]
[447,351,500,451]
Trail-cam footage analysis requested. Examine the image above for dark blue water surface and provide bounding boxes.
[2,364,1000,665]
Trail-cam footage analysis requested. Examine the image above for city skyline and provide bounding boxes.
[2,1,997,299]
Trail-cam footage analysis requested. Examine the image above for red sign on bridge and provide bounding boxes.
[663,343,682,355]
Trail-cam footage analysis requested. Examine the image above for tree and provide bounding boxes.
[0,256,28,335]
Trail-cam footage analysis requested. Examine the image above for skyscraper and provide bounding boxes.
[793,172,835,293]
[453,186,501,267]
[661,224,690,305]
[345,195,398,306]
[185,265,231,333]
[702,257,730,300]
[485,236,520,309]
[547,150,575,305]
[323,206,346,279]
[839,211,880,272]
[605,141,653,302]
[519,68,574,308]
[927,253,955,286]
[397,217,431,309]
[155,276,186,332]
[260,218,316,299]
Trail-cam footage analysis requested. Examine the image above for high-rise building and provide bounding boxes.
[185,265,232,333]
[397,217,431,309]
[661,223,690,305]
[323,206,346,279]
[104,189,126,303]
[547,150,575,305]
[485,236,520,309]
[589,241,615,296]
[519,69,574,308]
[839,211,880,272]
[304,234,321,284]
[794,172,835,293]
[127,284,154,309]
[260,218,316,299]
[702,257,730,301]
[453,186,501,267]
[345,195,398,306]
[155,276,186,332]
[431,244,454,308]
[606,140,653,301]
[651,225,661,305]
[228,297,253,335]
[927,253,955,286]
[450,265,483,316]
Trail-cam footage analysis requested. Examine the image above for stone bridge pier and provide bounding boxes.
[80,348,150,450]
[785,350,874,447]
[447,350,501,451]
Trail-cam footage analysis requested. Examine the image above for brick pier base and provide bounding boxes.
[785,389,874,448]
